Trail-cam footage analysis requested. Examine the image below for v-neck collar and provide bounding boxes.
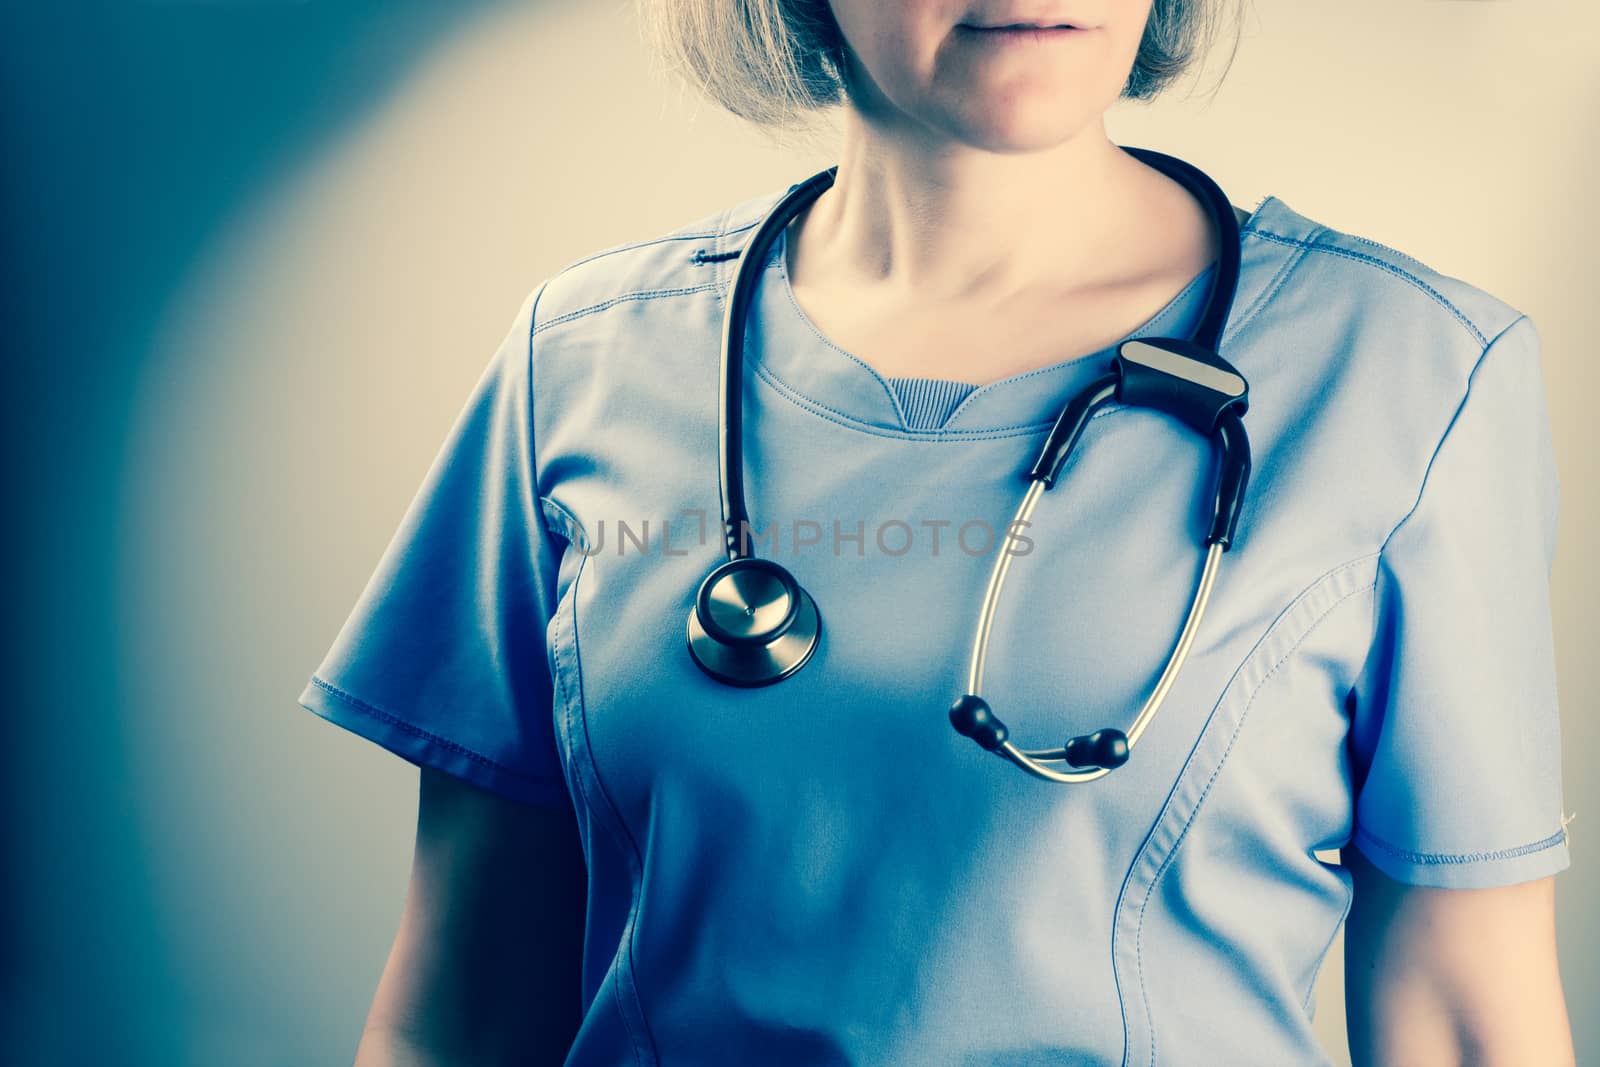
[731,193,1303,437]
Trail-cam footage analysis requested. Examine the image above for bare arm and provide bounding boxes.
[354,766,587,1067]
[1343,846,1574,1066]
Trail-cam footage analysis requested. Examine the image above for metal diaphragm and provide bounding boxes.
[686,557,820,687]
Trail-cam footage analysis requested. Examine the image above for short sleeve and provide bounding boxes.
[1347,314,1571,888]
[297,282,571,808]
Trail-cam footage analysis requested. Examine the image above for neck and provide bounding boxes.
[795,111,1178,304]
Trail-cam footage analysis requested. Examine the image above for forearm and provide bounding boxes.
[353,1023,453,1067]
[1344,848,1575,1066]
[1345,956,1576,1066]
[345,768,586,1067]
[350,899,579,1067]
[353,1019,573,1067]
[350,950,577,1067]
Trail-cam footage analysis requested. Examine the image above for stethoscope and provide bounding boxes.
[685,146,1252,784]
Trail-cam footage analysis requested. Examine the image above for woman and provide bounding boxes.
[299,1,1576,1063]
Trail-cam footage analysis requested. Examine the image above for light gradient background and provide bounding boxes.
[4,1,1595,1064]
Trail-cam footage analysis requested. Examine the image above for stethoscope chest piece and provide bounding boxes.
[686,557,821,687]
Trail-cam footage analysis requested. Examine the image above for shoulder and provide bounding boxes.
[526,185,787,340]
[1229,196,1555,560]
[1240,195,1532,363]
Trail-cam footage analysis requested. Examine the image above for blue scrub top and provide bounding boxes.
[299,184,1571,1066]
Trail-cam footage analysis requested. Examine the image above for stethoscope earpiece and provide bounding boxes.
[948,694,1008,751]
[687,557,821,687]
[1064,728,1130,770]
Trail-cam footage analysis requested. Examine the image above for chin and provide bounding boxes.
[942,104,1104,155]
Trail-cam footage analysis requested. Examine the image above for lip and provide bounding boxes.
[961,21,1084,29]
[954,24,1089,41]
[958,10,1094,30]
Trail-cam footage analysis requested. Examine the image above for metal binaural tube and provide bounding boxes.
[965,479,1045,697]
[1121,540,1223,748]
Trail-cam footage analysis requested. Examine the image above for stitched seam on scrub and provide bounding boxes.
[713,212,910,438]
[572,560,664,1065]
[765,224,1209,428]
[553,563,652,1062]
[752,338,1170,441]
[750,356,1079,440]
[772,229,911,423]
[1220,226,1321,348]
[1104,552,1376,1067]
[1247,229,1488,347]
[540,203,765,295]
[1353,825,1568,866]
[937,265,1218,428]
[1337,232,1437,277]
[1374,313,1528,555]
[526,278,560,540]
[550,218,759,278]
[750,226,1310,439]
[715,204,773,253]
[707,199,778,293]
[754,353,1203,446]
[532,283,725,336]
[1135,575,1376,1067]
[1240,195,1271,234]
[305,675,552,785]
[552,553,658,1066]
[548,557,635,1060]
[770,233,1220,432]
[539,495,592,556]
[1365,315,1530,660]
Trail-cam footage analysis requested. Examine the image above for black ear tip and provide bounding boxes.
[948,694,1008,751]
[1094,728,1130,769]
[1065,728,1130,769]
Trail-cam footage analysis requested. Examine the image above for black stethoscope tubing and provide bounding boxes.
[687,146,1254,784]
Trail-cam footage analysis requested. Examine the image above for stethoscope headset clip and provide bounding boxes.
[685,147,1253,785]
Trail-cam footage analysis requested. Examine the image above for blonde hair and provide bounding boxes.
[639,0,1244,136]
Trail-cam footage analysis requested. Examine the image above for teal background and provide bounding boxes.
[3,3,518,1062]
